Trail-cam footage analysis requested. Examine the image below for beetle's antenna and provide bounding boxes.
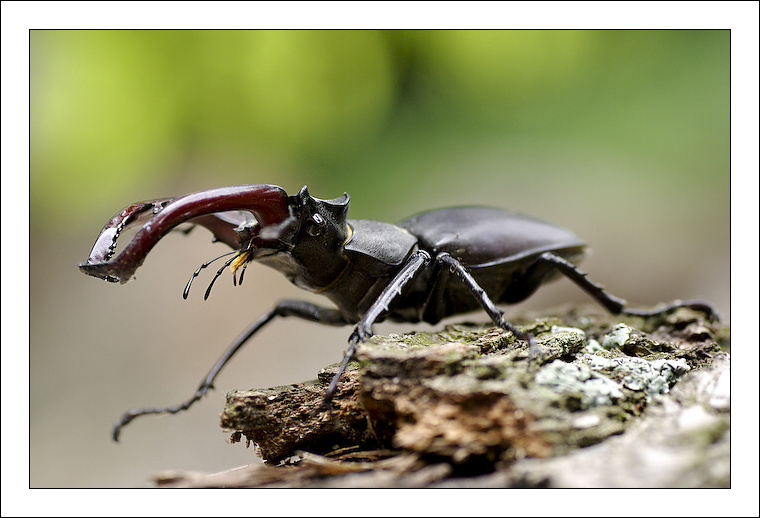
[203,253,245,300]
[183,250,237,300]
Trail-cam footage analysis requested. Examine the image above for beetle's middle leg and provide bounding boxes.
[436,252,540,357]
[112,300,351,442]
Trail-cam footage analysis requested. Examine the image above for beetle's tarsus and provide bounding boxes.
[323,336,361,408]
[310,396,335,420]
[525,334,544,363]
[111,300,352,438]
[622,299,720,321]
[112,382,215,442]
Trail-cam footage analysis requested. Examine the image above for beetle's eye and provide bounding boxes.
[306,214,325,236]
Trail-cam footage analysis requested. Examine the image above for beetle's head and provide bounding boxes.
[79,184,354,294]
[238,186,350,290]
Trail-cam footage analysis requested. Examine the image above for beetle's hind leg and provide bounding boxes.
[436,253,540,358]
[532,252,719,320]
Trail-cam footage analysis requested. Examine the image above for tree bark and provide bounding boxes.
[154,305,729,488]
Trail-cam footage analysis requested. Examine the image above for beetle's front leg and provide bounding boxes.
[113,300,350,441]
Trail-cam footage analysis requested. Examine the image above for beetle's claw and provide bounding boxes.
[525,334,545,364]
[310,396,334,419]
[677,300,721,321]
[623,299,721,322]
[79,185,291,284]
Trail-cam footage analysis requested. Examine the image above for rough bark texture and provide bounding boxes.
[154,305,730,488]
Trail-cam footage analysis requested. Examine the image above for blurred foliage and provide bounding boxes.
[30,30,729,227]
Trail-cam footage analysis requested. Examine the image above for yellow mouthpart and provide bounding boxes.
[230,248,253,274]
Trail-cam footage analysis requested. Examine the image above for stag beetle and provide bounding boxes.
[80,184,716,441]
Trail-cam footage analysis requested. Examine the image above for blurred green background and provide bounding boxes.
[30,30,729,487]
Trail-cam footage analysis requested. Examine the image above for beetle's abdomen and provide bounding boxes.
[395,207,587,324]
[397,207,585,266]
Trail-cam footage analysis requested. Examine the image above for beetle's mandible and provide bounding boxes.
[79,184,717,441]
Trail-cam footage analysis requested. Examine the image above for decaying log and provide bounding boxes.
[155,305,729,488]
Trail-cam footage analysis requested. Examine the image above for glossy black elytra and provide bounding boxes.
[79,184,716,441]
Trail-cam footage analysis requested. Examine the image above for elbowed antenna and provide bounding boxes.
[79,184,291,283]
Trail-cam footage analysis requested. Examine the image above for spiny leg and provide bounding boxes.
[112,300,350,442]
[436,252,540,357]
[321,250,432,409]
[535,252,719,319]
